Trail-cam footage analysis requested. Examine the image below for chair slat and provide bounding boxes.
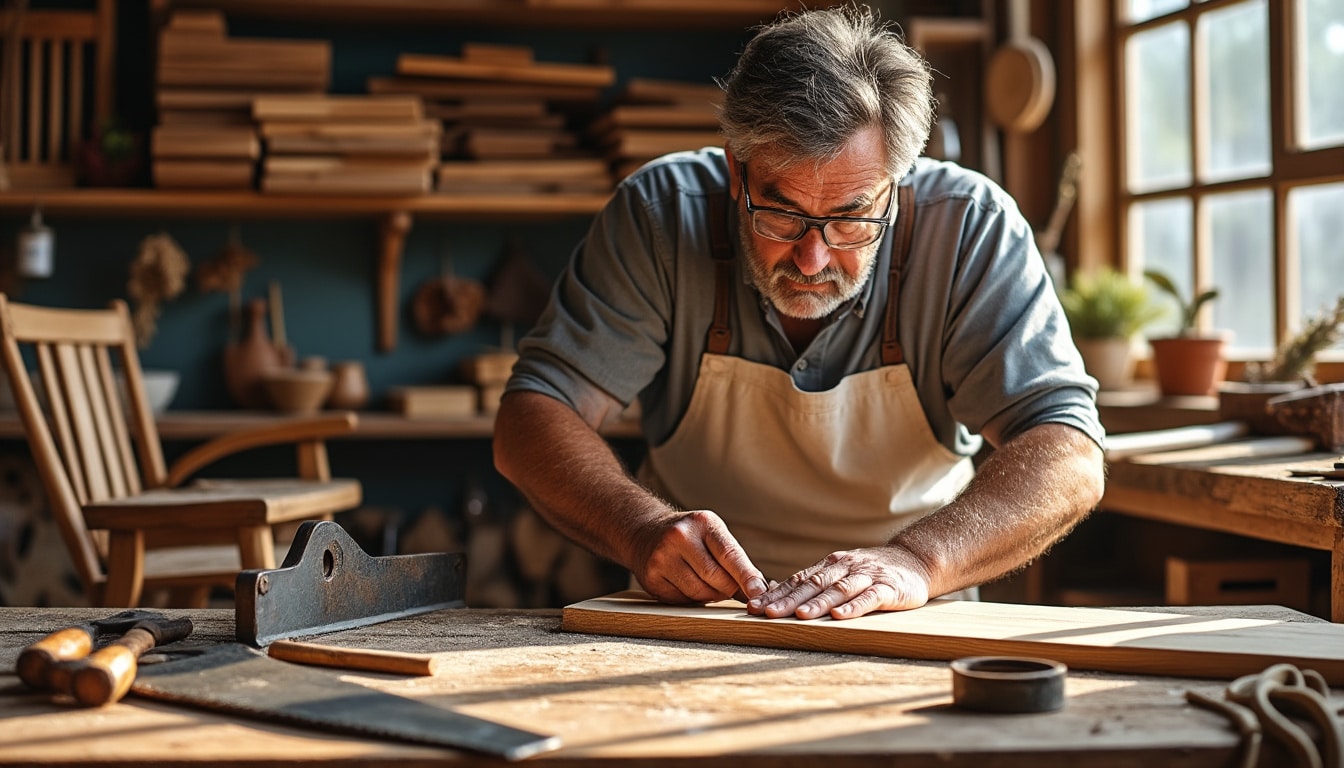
[82,344,129,499]
[47,41,63,163]
[95,345,141,496]
[68,44,83,164]
[54,342,111,503]
[26,40,40,162]
[37,342,87,506]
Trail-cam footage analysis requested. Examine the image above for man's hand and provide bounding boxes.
[633,510,769,605]
[746,546,931,620]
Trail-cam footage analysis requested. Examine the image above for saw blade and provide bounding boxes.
[132,643,560,761]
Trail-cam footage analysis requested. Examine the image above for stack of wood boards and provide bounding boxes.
[596,78,724,180]
[153,11,330,189]
[255,96,439,195]
[369,43,612,195]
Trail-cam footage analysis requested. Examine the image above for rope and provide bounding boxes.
[1186,663,1343,768]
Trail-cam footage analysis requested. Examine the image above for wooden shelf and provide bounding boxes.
[0,189,610,219]
[0,410,643,441]
[0,188,610,352]
[151,0,808,29]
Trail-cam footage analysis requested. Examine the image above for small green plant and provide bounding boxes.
[1144,268,1219,335]
[1059,268,1164,340]
[1246,294,1344,384]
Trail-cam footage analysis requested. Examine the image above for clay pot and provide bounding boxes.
[264,368,334,414]
[1149,335,1228,397]
[224,298,286,409]
[327,360,369,410]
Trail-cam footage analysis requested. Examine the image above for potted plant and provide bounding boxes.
[1219,294,1344,431]
[1144,269,1225,397]
[1059,267,1164,390]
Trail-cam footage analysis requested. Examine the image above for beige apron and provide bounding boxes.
[640,186,976,585]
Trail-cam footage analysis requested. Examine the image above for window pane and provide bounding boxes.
[1128,0,1189,23]
[1208,189,1274,350]
[1129,197,1193,338]
[1298,0,1344,148]
[1200,0,1270,180]
[1292,182,1344,348]
[1127,24,1192,192]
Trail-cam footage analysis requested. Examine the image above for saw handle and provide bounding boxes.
[70,617,195,706]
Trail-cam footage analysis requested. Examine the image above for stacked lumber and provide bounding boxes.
[153,10,331,189]
[255,95,439,195]
[596,78,724,180]
[370,43,613,195]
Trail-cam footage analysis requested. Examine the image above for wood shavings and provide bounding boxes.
[127,232,190,348]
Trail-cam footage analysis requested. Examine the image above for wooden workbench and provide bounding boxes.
[1102,442,1344,622]
[0,605,1334,765]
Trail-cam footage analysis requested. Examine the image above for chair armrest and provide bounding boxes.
[164,412,359,488]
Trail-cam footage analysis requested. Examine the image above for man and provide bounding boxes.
[494,5,1105,620]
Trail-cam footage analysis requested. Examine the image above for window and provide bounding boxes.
[1117,0,1344,356]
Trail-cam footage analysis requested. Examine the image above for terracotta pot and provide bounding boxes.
[1074,337,1135,391]
[1149,336,1228,397]
[327,360,369,410]
[224,298,286,409]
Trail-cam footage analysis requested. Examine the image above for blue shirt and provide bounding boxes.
[508,148,1104,457]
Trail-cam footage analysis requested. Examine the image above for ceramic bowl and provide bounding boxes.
[263,368,334,414]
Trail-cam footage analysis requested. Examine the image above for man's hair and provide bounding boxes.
[718,5,933,177]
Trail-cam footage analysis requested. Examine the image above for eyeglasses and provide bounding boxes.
[738,163,894,250]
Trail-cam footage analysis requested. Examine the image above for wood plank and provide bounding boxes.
[368,75,601,103]
[397,53,615,88]
[153,159,255,189]
[253,95,422,123]
[151,126,260,159]
[81,478,362,528]
[561,592,1344,683]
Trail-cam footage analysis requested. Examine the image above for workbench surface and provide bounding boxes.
[0,605,1333,766]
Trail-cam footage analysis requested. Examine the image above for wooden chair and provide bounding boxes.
[0,294,362,607]
[0,0,118,189]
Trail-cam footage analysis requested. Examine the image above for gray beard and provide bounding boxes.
[738,223,879,320]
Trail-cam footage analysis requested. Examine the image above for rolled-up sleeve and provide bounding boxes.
[508,180,676,411]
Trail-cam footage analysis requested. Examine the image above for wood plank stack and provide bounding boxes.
[368,43,613,195]
[153,10,331,189]
[595,78,724,180]
[254,95,439,195]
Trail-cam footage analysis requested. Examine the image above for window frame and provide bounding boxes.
[1107,0,1344,370]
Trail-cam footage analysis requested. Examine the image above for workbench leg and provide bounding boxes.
[1332,529,1342,623]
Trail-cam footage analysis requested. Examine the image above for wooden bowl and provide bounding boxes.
[263,369,334,414]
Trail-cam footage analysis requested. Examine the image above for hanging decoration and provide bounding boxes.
[126,232,190,348]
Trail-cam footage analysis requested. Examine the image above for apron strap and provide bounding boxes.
[706,191,734,355]
[880,185,917,366]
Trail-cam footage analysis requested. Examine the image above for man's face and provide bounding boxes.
[730,125,893,320]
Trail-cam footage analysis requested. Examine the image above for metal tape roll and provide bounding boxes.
[951,656,1067,713]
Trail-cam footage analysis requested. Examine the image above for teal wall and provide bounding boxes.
[1,6,761,555]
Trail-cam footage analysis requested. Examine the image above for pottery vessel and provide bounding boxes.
[327,360,369,410]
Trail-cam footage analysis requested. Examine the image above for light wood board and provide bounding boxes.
[562,592,1344,683]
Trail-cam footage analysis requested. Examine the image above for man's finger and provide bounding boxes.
[701,517,768,598]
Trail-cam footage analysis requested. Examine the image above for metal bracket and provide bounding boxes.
[236,520,467,647]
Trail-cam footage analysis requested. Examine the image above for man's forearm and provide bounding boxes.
[891,423,1105,597]
[493,390,673,570]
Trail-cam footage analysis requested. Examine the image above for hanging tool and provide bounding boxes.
[236,519,467,647]
[17,610,194,706]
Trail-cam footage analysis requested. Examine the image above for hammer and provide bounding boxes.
[17,612,194,706]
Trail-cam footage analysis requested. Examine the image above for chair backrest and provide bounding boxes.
[0,295,165,593]
[0,0,117,188]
